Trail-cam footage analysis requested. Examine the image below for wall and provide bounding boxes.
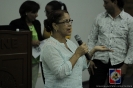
[0,0,104,87]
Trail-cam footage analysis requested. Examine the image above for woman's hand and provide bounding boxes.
[94,46,113,52]
[32,40,40,47]
[89,60,97,75]
[70,43,89,68]
[88,46,113,75]
[89,46,113,59]
[121,64,128,75]
[75,43,89,57]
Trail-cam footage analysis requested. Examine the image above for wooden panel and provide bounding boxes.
[0,30,32,88]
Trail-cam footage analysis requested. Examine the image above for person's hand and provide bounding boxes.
[75,43,89,57]
[94,46,113,52]
[89,60,97,75]
[32,40,40,47]
[121,63,128,75]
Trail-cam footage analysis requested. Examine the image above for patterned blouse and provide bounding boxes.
[88,10,133,65]
[40,37,88,88]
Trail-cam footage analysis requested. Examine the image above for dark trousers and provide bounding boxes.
[89,59,125,88]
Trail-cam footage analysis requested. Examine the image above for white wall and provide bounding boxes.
[0,0,104,85]
[0,0,26,25]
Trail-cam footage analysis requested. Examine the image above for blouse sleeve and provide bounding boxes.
[41,45,72,79]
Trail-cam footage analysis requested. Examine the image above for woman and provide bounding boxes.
[9,1,44,88]
[40,10,112,88]
[43,0,71,39]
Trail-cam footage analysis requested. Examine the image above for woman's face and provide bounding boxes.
[55,13,72,37]
[26,11,38,22]
[45,5,53,18]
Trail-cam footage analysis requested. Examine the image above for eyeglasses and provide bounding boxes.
[56,19,73,25]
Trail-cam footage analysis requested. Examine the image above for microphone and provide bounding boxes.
[74,35,91,60]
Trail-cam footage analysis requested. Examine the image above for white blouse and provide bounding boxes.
[40,36,88,88]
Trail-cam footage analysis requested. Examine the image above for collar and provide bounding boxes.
[50,36,68,46]
[104,10,125,19]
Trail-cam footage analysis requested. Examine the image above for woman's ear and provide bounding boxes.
[52,23,58,32]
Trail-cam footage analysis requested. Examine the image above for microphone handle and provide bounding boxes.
[77,40,83,45]
[77,40,91,60]
[85,53,91,60]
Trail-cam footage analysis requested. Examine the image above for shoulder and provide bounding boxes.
[43,38,58,48]
[122,11,131,17]
[66,39,74,44]
[122,11,133,19]
[93,11,107,23]
[9,18,26,30]
[10,18,22,25]
[97,11,107,18]
[33,19,41,25]
[66,39,77,48]
[121,11,133,24]
[41,38,60,55]
[123,11,132,17]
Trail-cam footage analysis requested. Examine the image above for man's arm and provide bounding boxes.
[88,18,99,52]
[124,21,133,65]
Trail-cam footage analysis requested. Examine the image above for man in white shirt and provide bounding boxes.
[88,0,133,88]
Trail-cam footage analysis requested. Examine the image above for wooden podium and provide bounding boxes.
[0,30,32,88]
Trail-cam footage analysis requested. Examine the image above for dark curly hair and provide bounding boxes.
[19,1,40,18]
[111,0,124,10]
[45,1,67,13]
[44,10,68,32]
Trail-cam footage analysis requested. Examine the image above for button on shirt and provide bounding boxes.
[88,10,133,65]
[40,37,88,88]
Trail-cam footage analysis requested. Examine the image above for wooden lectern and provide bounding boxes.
[0,30,32,88]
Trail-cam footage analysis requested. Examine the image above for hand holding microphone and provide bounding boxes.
[74,43,89,57]
[75,35,91,60]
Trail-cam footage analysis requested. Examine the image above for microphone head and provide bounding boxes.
[74,35,81,41]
